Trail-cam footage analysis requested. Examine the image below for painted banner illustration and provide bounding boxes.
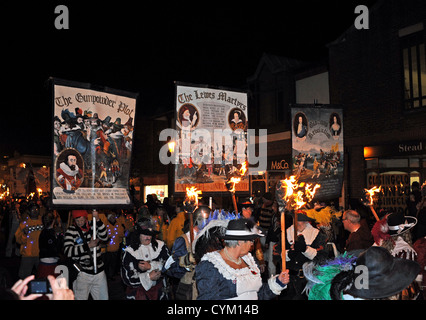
[291,106,344,201]
[174,83,249,193]
[51,78,137,208]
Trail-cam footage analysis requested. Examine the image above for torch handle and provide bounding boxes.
[369,205,380,221]
[281,211,286,271]
[189,211,194,254]
[231,193,238,214]
[293,209,298,243]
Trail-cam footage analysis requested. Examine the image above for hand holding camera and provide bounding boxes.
[13,275,74,300]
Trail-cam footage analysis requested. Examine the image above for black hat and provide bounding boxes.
[135,218,160,236]
[387,212,417,235]
[346,246,420,299]
[290,210,316,223]
[221,218,264,241]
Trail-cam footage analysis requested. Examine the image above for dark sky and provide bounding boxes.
[1,0,377,156]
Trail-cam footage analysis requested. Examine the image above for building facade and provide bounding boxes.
[328,0,426,212]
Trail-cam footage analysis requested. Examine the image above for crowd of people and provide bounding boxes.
[0,186,425,301]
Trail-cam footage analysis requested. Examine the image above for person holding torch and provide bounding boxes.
[275,177,327,300]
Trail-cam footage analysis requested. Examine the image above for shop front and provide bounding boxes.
[250,155,292,196]
[364,140,426,213]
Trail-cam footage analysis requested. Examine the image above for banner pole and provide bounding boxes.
[92,209,97,274]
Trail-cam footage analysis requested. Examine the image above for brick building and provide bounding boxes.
[328,0,426,212]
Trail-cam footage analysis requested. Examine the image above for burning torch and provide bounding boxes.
[183,186,202,254]
[276,176,320,271]
[362,186,381,221]
[225,161,248,214]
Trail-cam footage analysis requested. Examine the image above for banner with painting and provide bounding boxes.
[174,83,249,193]
[291,106,344,201]
[51,78,138,208]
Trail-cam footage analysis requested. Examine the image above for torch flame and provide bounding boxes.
[364,186,381,206]
[305,183,321,203]
[281,175,321,210]
[185,186,202,207]
[225,161,248,193]
[239,161,248,176]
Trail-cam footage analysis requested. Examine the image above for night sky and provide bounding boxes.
[1,1,377,157]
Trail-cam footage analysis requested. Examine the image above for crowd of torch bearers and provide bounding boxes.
[182,168,415,274]
[184,159,324,274]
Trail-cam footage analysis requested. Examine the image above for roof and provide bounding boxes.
[247,52,323,82]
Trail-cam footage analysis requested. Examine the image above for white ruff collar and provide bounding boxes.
[201,251,259,281]
[59,162,80,176]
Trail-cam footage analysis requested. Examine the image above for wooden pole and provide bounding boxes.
[231,192,238,214]
[293,209,298,243]
[92,209,97,274]
[369,205,380,221]
[281,210,286,271]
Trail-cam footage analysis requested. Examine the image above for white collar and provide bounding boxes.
[59,162,80,176]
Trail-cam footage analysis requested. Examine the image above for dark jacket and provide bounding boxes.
[345,219,374,252]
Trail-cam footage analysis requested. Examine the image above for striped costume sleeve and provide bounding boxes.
[90,219,108,242]
[63,227,89,259]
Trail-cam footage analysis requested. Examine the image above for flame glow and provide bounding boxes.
[280,175,321,210]
[364,186,381,206]
[185,186,202,207]
[225,161,248,193]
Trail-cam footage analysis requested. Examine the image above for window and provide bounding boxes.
[402,31,426,109]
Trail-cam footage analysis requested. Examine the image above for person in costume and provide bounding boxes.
[166,205,211,300]
[15,202,43,279]
[413,235,426,294]
[165,204,187,250]
[103,210,126,281]
[195,218,290,300]
[63,209,109,300]
[281,210,327,300]
[121,218,170,300]
[371,211,421,299]
[372,211,418,260]
[304,203,343,259]
[238,198,266,274]
[303,246,420,300]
